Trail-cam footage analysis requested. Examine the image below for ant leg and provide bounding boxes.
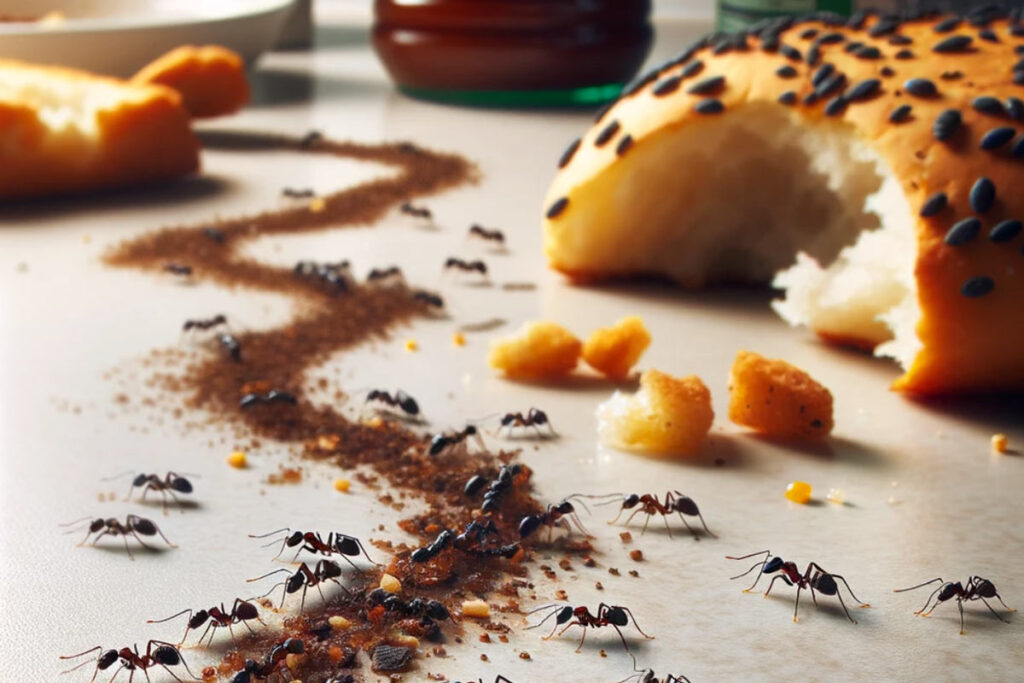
[621,508,643,530]
[913,587,944,615]
[829,573,870,607]
[196,621,215,647]
[316,581,329,604]
[607,507,627,526]
[611,624,637,660]
[992,592,1016,612]
[978,598,1012,624]
[793,585,803,623]
[574,624,588,653]
[657,511,674,540]
[959,599,966,635]
[122,533,137,561]
[762,574,788,599]
[832,587,858,624]
[227,623,238,645]
[616,606,654,639]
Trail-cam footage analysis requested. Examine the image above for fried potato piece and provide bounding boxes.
[597,369,713,457]
[728,350,833,440]
[488,321,582,379]
[132,45,249,118]
[582,316,651,380]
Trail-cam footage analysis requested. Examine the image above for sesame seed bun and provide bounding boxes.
[543,9,1024,395]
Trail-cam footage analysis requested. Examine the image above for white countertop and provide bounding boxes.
[1,8,1022,683]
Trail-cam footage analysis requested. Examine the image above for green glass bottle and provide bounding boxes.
[716,1,854,32]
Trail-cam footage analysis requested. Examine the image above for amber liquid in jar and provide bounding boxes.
[372,0,654,106]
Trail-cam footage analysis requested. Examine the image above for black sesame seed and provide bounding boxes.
[1016,45,1024,55]
[780,44,803,61]
[919,192,948,217]
[933,35,974,53]
[778,91,797,105]
[1012,135,1024,157]
[847,78,882,101]
[695,98,724,115]
[889,104,913,122]
[980,127,1017,150]
[970,177,996,213]
[807,44,821,66]
[558,138,581,168]
[812,63,835,87]
[761,34,780,51]
[653,76,682,96]
[818,32,845,45]
[1015,71,1024,86]
[803,91,820,106]
[979,28,999,43]
[1006,97,1024,120]
[816,73,846,98]
[681,60,705,79]
[615,135,634,156]
[847,10,868,30]
[776,65,798,79]
[945,217,982,246]
[990,219,1023,242]
[869,18,899,37]
[856,45,883,59]
[800,28,819,40]
[940,70,963,80]
[933,109,962,141]
[593,101,613,124]
[880,66,896,78]
[933,16,961,33]
[972,95,1004,115]
[844,41,864,53]
[895,49,915,60]
[1012,24,1024,38]
[1015,58,1024,72]
[889,35,913,46]
[961,276,994,298]
[595,120,620,147]
[824,96,847,116]
[687,75,726,95]
[546,197,569,219]
[904,77,938,97]
[712,40,732,55]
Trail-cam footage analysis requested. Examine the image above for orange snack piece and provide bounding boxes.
[582,316,651,380]
[596,369,713,457]
[488,321,581,379]
[728,351,833,440]
[132,45,249,118]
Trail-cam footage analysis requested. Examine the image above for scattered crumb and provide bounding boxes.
[227,450,247,468]
[595,581,604,590]
[380,573,402,593]
[608,568,620,576]
[599,650,607,658]
[619,531,632,544]
[629,549,644,562]
[826,488,846,504]
[488,320,581,379]
[728,350,834,439]
[519,652,531,660]
[785,481,812,504]
[309,197,326,213]
[498,635,509,643]
[333,477,351,493]
[480,654,489,662]
[582,555,596,567]
[266,465,302,484]
[554,589,568,601]
[462,599,490,618]
[404,339,419,352]
[992,433,1009,453]
[452,332,466,347]
[558,558,573,571]
[479,633,491,643]
[582,316,651,380]
[628,570,639,577]
[329,615,352,631]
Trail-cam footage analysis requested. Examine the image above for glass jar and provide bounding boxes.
[372,0,654,107]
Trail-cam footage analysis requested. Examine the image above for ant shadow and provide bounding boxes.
[89,543,173,558]
[759,592,873,625]
[501,374,640,396]
[132,499,203,514]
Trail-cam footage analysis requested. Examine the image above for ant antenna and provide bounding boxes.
[100,471,136,482]
[563,493,594,515]
[248,528,292,539]
[59,647,103,674]
[58,517,96,533]
[894,577,944,593]
[147,608,193,625]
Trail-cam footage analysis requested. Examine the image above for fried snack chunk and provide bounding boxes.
[597,369,713,457]
[488,321,582,380]
[728,350,833,440]
[582,316,652,380]
[133,45,249,118]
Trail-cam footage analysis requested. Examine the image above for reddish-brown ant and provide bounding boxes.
[367,266,404,284]
[62,514,176,560]
[102,471,196,512]
[497,408,556,438]
[527,602,654,656]
[230,638,304,683]
[248,528,376,568]
[595,491,715,539]
[182,314,226,332]
[444,257,489,280]
[148,599,264,646]
[727,550,870,623]
[519,495,591,540]
[248,560,347,611]
[163,263,193,276]
[366,588,451,623]
[413,289,445,309]
[467,224,506,247]
[429,425,484,456]
[365,388,420,419]
[621,669,691,683]
[299,129,323,146]
[60,640,198,682]
[894,576,1015,634]
[239,390,297,409]
[411,520,519,562]
[400,201,432,220]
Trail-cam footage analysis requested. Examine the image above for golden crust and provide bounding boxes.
[488,321,582,379]
[728,350,833,440]
[582,316,652,379]
[132,45,249,119]
[544,14,1024,394]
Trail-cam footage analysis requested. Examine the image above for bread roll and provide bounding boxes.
[543,9,1024,394]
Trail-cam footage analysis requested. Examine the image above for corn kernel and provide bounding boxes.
[405,339,419,352]
[227,451,247,468]
[784,481,812,504]
[461,599,490,618]
[452,332,466,347]
[285,652,306,671]
[389,632,420,648]
[309,197,326,213]
[328,615,352,631]
[826,488,845,504]
[991,433,1008,453]
[380,573,402,593]
[333,478,351,493]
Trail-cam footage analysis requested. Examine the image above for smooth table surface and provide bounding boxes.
[1,13,1023,683]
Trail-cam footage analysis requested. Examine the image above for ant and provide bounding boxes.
[182,314,226,332]
[428,425,484,456]
[230,638,304,683]
[62,514,176,560]
[454,519,520,558]
[366,588,451,623]
[476,464,524,513]
[299,129,323,146]
[468,224,506,246]
[595,491,715,539]
[248,560,347,611]
[519,495,591,540]
[413,289,445,309]
[443,257,488,279]
[621,670,691,683]
[239,390,297,409]
[248,528,376,568]
[147,599,264,646]
[103,471,195,511]
[219,333,242,362]
[497,408,556,438]
[202,228,225,243]
[282,187,315,198]
[293,260,351,293]
[727,550,870,623]
[527,602,653,656]
[410,529,454,562]
[365,388,420,419]
[400,201,432,220]
[60,640,198,682]
[163,263,193,276]
[367,266,404,284]
[894,576,1015,634]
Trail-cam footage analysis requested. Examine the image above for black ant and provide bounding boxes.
[62,514,176,560]
[299,129,323,146]
[455,519,520,558]
[230,638,304,683]
[894,576,1015,634]
[202,228,225,243]
[727,550,870,623]
[410,529,454,562]
[497,408,556,438]
[219,333,242,362]
[519,495,591,540]
[400,201,432,220]
[60,640,198,682]
[282,187,315,198]
[428,425,484,456]
[595,491,715,539]
[182,314,226,332]
[468,224,506,245]
[103,471,195,511]
[527,602,654,655]
[293,260,351,293]
[476,464,524,513]
[366,588,451,623]
[621,670,691,683]
[444,257,488,279]
[147,599,264,646]
[163,263,193,276]
[365,388,420,419]
[248,528,376,568]
[239,390,297,409]
[248,560,348,611]
[367,266,404,284]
